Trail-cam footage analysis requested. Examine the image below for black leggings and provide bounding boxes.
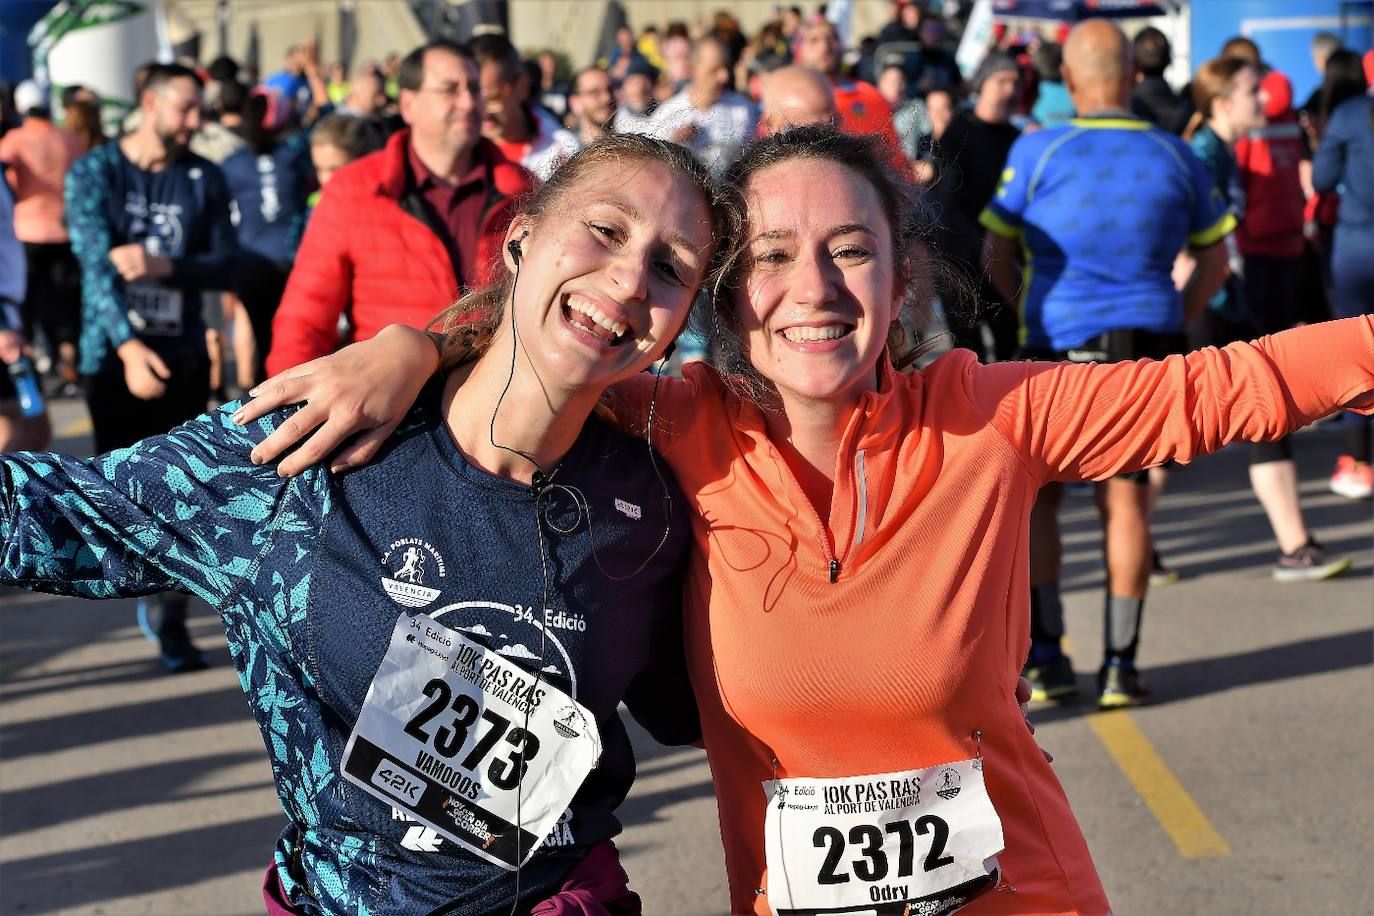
[236,256,292,384]
[83,361,211,453]
[23,242,82,351]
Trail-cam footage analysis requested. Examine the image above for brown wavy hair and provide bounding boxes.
[703,124,951,410]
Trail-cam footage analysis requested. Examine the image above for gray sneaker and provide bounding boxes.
[1273,539,1352,583]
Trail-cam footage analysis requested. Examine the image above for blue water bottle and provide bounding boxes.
[8,356,46,418]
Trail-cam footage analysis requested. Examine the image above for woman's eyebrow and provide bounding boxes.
[829,223,878,238]
[750,228,795,243]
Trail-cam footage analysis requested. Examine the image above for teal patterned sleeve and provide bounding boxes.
[0,404,328,610]
[64,147,135,356]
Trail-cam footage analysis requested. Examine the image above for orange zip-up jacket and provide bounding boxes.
[619,318,1374,915]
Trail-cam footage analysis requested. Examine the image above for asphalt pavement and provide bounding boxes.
[1,395,1370,914]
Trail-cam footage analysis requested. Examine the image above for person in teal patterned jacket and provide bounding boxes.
[1,133,736,915]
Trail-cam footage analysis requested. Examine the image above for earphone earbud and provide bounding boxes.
[662,340,676,361]
[507,238,522,264]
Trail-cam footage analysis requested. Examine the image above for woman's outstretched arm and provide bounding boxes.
[966,316,1374,485]
[235,324,442,476]
[0,405,326,609]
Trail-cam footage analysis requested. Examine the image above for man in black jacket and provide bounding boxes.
[1130,27,1193,134]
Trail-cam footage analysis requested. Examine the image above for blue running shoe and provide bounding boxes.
[135,597,159,643]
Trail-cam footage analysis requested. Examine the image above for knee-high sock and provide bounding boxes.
[1104,593,1145,662]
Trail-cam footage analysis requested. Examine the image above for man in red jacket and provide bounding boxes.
[267,39,536,376]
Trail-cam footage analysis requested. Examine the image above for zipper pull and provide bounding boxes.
[828,558,840,583]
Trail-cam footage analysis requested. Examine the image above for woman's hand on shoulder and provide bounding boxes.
[232,324,441,476]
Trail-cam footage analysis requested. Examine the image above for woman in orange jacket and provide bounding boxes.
[239,125,1374,915]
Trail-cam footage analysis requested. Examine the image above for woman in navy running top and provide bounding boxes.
[0,134,739,915]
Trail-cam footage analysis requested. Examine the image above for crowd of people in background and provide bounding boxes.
[0,1,1371,680]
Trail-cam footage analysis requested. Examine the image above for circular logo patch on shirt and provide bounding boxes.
[380,538,447,608]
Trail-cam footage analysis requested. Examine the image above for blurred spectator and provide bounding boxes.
[912,87,954,183]
[1299,49,1364,284]
[637,25,666,70]
[220,88,316,383]
[1031,43,1074,127]
[0,165,50,450]
[472,33,579,180]
[878,1,923,45]
[929,51,1022,360]
[535,50,571,120]
[613,59,661,134]
[878,64,930,162]
[340,67,387,118]
[0,82,19,139]
[267,40,536,376]
[1187,54,1350,581]
[568,66,616,145]
[207,55,240,85]
[780,6,803,46]
[0,80,85,390]
[64,63,238,671]
[203,54,240,113]
[308,113,385,200]
[1302,32,1342,113]
[1312,56,1374,498]
[647,36,757,177]
[794,18,902,158]
[63,98,105,152]
[264,44,314,115]
[1131,26,1193,134]
[606,25,650,81]
[326,63,349,105]
[1310,49,1368,139]
[1234,70,1309,327]
[746,22,791,82]
[129,67,249,166]
[1220,36,1262,66]
[382,52,402,98]
[711,11,748,65]
[759,65,837,134]
[911,15,962,96]
[661,33,693,96]
[61,84,99,108]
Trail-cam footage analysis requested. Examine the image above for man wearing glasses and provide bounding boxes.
[267,39,536,376]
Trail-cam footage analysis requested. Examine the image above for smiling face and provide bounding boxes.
[734,157,899,408]
[505,158,713,391]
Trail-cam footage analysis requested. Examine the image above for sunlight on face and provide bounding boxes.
[509,158,713,392]
[735,157,900,409]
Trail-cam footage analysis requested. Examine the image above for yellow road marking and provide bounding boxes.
[1087,710,1231,858]
[1058,638,1229,858]
[58,416,92,438]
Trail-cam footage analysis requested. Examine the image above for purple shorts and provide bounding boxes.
[262,840,641,915]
